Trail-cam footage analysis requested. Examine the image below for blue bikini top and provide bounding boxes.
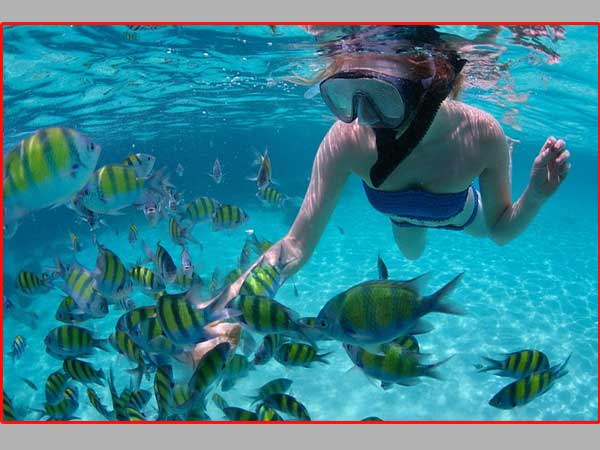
[362,180,472,222]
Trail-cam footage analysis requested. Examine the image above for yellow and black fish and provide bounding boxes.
[222,406,258,421]
[256,403,283,421]
[488,354,571,409]
[262,393,310,421]
[256,186,287,208]
[183,196,220,224]
[9,335,27,362]
[248,378,293,405]
[15,271,53,297]
[108,330,146,387]
[44,325,109,360]
[475,349,550,378]
[212,204,249,231]
[253,334,287,365]
[274,342,331,368]
[188,342,232,399]
[131,265,165,293]
[63,359,105,386]
[45,370,70,405]
[87,387,113,420]
[93,245,133,300]
[154,365,174,421]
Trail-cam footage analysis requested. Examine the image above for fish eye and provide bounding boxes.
[318,319,328,328]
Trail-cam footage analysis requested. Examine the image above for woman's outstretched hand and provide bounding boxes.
[528,136,571,202]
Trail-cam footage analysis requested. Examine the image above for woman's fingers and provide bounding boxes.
[536,136,559,165]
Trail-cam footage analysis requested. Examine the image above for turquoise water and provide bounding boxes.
[2,25,598,421]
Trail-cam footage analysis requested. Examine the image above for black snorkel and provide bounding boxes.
[369,53,468,188]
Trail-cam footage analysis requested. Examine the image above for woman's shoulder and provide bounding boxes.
[445,100,505,142]
[322,120,376,167]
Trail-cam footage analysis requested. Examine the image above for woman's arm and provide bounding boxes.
[220,122,354,301]
[479,120,570,246]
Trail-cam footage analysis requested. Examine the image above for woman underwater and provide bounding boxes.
[223,46,570,300]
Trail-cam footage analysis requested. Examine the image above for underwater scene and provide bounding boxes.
[2,24,598,422]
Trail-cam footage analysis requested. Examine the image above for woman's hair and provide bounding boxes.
[291,51,466,99]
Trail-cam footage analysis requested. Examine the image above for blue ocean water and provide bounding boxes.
[2,25,598,421]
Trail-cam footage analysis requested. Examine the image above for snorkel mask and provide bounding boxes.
[319,52,467,187]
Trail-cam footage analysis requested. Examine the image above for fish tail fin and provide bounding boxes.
[94,338,111,352]
[317,351,333,365]
[422,355,454,381]
[552,353,572,380]
[423,272,465,316]
[474,356,501,372]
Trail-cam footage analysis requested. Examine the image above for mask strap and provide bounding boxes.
[369,56,467,188]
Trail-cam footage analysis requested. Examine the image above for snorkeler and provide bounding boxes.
[222,47,570,301]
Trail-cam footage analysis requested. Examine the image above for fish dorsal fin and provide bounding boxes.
[401,272,433,295]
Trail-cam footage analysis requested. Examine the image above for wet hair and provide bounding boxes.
[291,51,465,99]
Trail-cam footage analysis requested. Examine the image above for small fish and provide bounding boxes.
[122,153,156,178]
[188,343,231,400]
[116,305,157,334]
[336,225,345,235]
[69,229,83,252]
[4,128,102,232]
[238,251,293,297]
[21,377,38,391]
[154,365,174,421]
[475,350,550,378]
[128,224,138,244]
[172,270,203,291]
[378,335,420,355]
[248,378,293,405]
[183,196,221,224]
[253,334,287,365]
[212,204,249,231]
[123,31,139,41]
[232,295,308,341]
[130,265,166,294]
[130,317,186,358]
[249,148,272,191]
[93,245,133,300]
[36,386,80,421]
[3,392,17,421]
[489,355,571,409]
[170,383,195,418]
[256,186,287,208]
[180,246,194,276]
[45,370,70,404]
[274,342,331,368]
[169,217,198,246]
[263,393,310,421]
[361,416,383,421]
[156,284,233,345]
[176,163,184,177]
[63,359,105,386]
[143,197,162,227]
[108,330,146,387]
[53,259,109,318]
[44,325,109,360]
[316,272,464,345]
[9,335,27,362]
[87,387,113,420]
[377,253,388,280]
[209,158,223,184]
[142,241,177,284]
[343,343,452,389]
[212,393,229,410]
[222,406,258,421]
[15,271,53,297]
[256,403,283,421]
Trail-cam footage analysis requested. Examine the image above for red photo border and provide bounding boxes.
[0,21,598,425]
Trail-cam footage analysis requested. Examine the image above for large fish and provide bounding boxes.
[315,273,464,345]
[4,128,101,236]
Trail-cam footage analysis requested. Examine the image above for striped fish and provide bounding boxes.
[116,305,157,334]
[252,148,272,191]
[154,365,174,421]
[211,204,249,231]
[108,330,146,387]
[221,354,254,391]
[128,389,152,411]
[80,164,169,214]
[93,245,133,300]
[9,335,26,362]
[107,368,129,421]
[172,270,203,291]
[297,317,335,342]
[130,316,185,357]
[45,370,70,404]
[253,334,287,365]
[130,265,165,293]
[245,230,274,255]
[188,342,231,399]
[170,383,196,417]
[169,217,198,246]
[156,284,232,345]
[232,295,308,340]
[4,128,101,228]
[475,349,550,378]
[256,403,283,421]
[256,186,287,208]
[222,406,258,421]
[15,271,53,297]
[142,241,177,284]
[44,325,109,360]
[263,393,310,421]
[126,407,146,421]
[248,378,293,405]
[3,391,17,421]
[274,342,331,368]
[128,224,138,244]
[38,386,80,421]
[238,252,292,297]
[317,272,464,346]
[183,196,220,224]
[63,359,105,386]
[343,343,451,389]
[489,354,571,409]
[87,387,113,420]
[122,153,156,178]
[54,260,109,318]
